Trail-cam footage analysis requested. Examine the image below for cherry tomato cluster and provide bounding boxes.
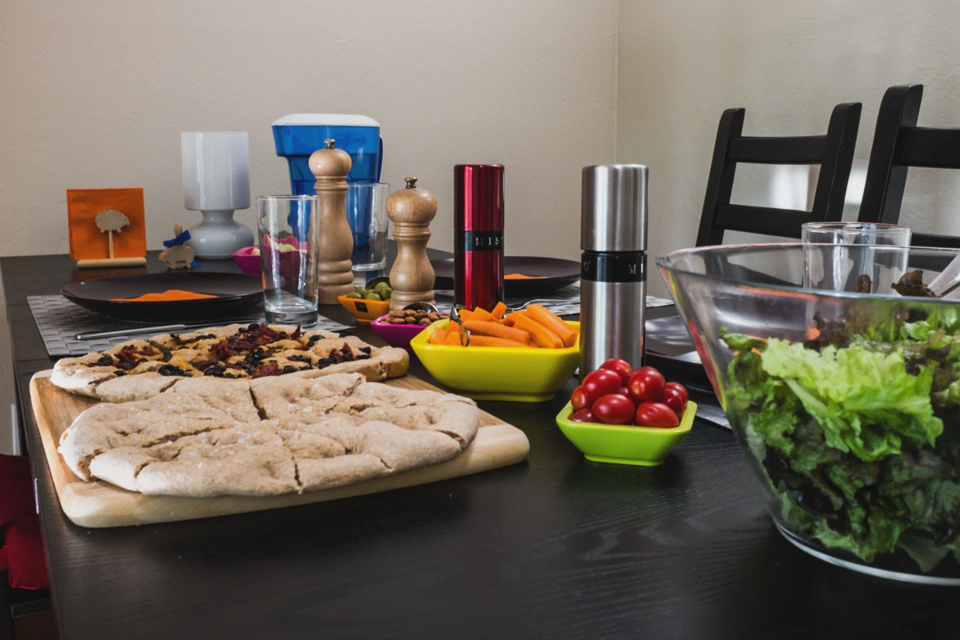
[569,359,689,428]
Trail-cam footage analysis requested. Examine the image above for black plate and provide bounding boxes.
[432,256,580,298]
[61,272,263,322]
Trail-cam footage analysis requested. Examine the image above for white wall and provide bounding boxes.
[0,0,619,453]
[617,0,960,295]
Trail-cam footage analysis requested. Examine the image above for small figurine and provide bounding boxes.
[160,224,198,270]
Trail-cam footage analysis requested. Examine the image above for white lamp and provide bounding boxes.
[181,131,254,258]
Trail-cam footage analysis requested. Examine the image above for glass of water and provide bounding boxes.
[346,182,390,283]
[257,195,320,326]
[801,222,912,293]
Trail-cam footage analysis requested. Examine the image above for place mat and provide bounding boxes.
[434,282,674,317]
[28,295,352,357]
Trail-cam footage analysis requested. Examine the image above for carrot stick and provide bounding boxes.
[458,309,475,321]
[502,311,522,327]
[467,335,530,348]
[447,322,461,335]
[525,304,578,348]
[512,313,564,349]
[463,320,531,344]
[491,301,508,320]
[429,328,449,345]
[471,307,496,322]
[443,332,463,346]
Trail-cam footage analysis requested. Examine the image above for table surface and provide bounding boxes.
[5,251,960,640]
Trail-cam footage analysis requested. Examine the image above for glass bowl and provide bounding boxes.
[657,243,960,584]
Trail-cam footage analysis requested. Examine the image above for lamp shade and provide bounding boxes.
[181,132,251,211]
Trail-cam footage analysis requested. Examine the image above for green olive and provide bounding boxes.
[345,292,363,299]
[363,291,382,301]
[379,286,393,299]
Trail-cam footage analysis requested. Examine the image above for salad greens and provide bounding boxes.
[721,302,960,570]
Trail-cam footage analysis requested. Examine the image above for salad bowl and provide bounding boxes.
[658,243,960,584]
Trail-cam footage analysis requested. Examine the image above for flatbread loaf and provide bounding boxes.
[58,373,480,497]
[51,323,409,400]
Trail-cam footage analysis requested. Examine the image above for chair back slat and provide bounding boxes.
[714,204,817,239]
[897,127,960,169]
[728,135,825,165]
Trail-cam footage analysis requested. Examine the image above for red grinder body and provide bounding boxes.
[454,164,504,310]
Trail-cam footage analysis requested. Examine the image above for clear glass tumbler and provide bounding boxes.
[346,182,389,282]
[257,195,320,326]
[801,222,912,293]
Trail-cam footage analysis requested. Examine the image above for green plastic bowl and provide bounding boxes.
[555,401,697,466]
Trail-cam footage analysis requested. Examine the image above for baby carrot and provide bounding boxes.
[458,309,475,321]
[512,313,564,349]
[491,301,508,320]
[501,311,522,327]
[467,335,530,348]
[463,320,531,344]
[443,331,463,346]
[471,307,497,322]
[525,304,578,348]
[429,328,449,345]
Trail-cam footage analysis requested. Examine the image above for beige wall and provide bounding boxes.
[618,0,960,296]
[0,0,619,453]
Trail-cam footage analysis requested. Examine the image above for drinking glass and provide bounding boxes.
[257,195,320,326]
[801,222,912,293]
[346,182,389,282]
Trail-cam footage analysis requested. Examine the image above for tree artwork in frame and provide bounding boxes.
[67,187,148,268]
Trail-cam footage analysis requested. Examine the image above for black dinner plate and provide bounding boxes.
[432,256,580,298]
[61,272,263,322]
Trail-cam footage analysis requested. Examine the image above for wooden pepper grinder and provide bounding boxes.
[309,139,355,304]
[387,177,438,310]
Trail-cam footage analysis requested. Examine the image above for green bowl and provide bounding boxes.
[555,401,697,466]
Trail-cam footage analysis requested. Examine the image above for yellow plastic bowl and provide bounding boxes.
[555,400,697,466]
[337,294,392,323]
[410,319,580,402]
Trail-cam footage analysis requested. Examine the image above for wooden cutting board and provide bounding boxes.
[29,371,530,528]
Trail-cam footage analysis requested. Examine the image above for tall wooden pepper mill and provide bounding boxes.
[387,177,438,310]
[309,139,355,304]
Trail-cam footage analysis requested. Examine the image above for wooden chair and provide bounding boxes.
[857,84,960,248]
[696,103,862,246]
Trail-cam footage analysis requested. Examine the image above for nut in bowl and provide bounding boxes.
[371,309,449,350]
[410,317,581,403]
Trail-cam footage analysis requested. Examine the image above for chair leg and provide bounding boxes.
[0,571,12,640]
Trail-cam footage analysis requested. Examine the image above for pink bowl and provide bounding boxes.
[370,315,434,350]
[231,246,261,276]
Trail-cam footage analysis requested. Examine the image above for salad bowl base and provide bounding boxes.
[776,524,960,586]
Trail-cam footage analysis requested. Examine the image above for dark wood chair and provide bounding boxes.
[696,103,862,246]
[857,84,960,248]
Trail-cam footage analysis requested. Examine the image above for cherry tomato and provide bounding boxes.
[592,394,636,425]
[581,369,623,400]
[613,386,633,400]
[635,402,680,428]
[664,382,689,405]
[599,358,633,385]
[627,366,666,404]
[571,386,591,412]
[568,408,598,423]
[661,386,687,418]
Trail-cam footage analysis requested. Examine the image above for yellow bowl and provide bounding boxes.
[337,295,392,323]
[555,400,697,466]
[410,319,580,402]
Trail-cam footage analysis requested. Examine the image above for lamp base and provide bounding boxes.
[186,210,254,259]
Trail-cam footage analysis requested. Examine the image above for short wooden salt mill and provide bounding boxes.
[387,177,438,310]
[309,139,355,304]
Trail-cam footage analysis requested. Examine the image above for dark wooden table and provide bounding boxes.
[4,252,960,640]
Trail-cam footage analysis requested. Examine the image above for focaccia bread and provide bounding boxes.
[51,323,408,400]
[57,373,480,498]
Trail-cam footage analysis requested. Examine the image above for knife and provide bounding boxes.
[75,318,263,341]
